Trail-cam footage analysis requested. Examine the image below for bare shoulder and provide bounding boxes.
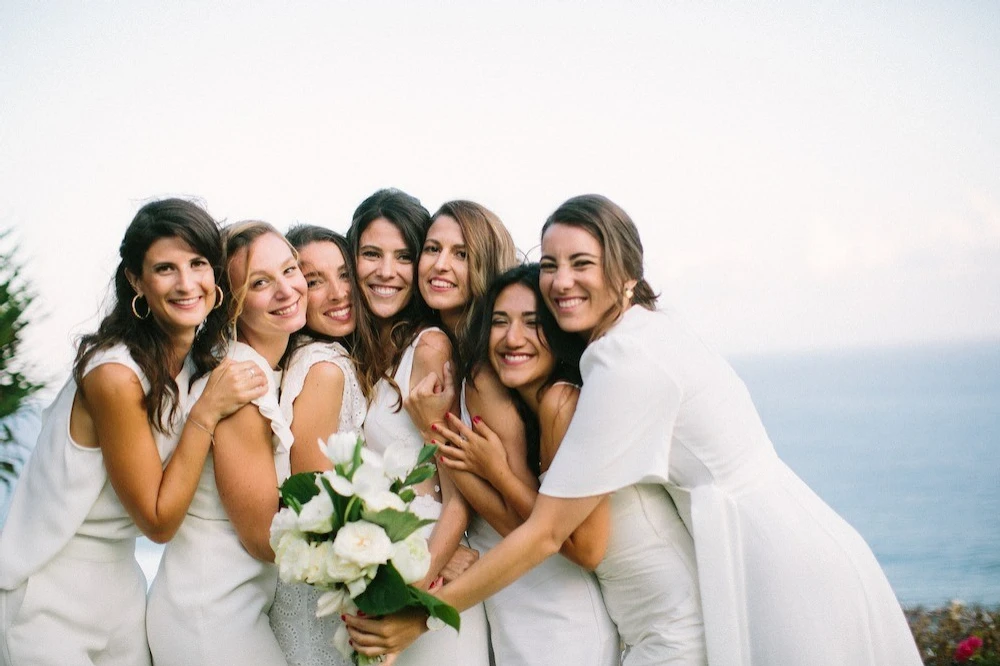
[466,366,517,420]
[304,360,346,386]
[538,383,580,428]
[413,329,453,362]
[81,363,144,402]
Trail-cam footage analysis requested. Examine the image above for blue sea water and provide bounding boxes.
[3,342,998,606]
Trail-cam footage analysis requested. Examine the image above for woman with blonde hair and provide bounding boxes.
[147,220,307,666]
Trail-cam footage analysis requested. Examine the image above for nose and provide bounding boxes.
[376,255,395,278]
[176,265,196,292]
[505,320,526,347]
[552,265,573,291]
[329,278,349,302]
[433,250,450,271]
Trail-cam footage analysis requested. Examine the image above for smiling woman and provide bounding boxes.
[0,199,267,666]
[146,221,306,666]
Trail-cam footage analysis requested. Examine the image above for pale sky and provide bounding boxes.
[2,1,998,389]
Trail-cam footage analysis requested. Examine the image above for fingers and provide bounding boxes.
[442,361,455,396]
[429,420,465,447]
[443,412,477,442]
[469,414,498,440]
[409,371,441,398]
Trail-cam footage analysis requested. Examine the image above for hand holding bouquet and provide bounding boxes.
[269,431,459,664]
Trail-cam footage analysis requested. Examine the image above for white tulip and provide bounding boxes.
[298,491,335,534]
[391,533,432,584]
[321,431,359,467]
[316,587,358,618]
[363,490,407,512]
[332,623,353,659]
[383,442,419,482]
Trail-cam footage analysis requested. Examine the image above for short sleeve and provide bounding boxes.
[226,342,294,463]
[540,322,680,498]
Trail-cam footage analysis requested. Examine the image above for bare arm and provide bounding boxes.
[80,359,267,543]
[345,492,607,656]
[289,361,345,475]
[214,402,279,561]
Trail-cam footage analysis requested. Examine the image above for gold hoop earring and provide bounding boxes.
[624,286,634,301]
[131,294,151,320]
[213,285,224,310]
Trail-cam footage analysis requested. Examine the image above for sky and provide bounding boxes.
[2,1,998,389]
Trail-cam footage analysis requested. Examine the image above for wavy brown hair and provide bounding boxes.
[541,194,658,341]
[74,198,226,433]
[346,188,433,405]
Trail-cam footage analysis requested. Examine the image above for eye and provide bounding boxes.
[306,276,323,289]
[455,249,468,260]
[539,260,556,272]
[360,249,380,260]
[572,259,595,269]
[251,278,269,289]
[190,257,210,269]
[491,315,509,327]
[284,265,300,276]
[524,316,539,328]
[397,252,413,264]
[422,243,440,255]
[153,263,176,274]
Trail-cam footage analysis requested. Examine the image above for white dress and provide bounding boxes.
[541,306,923,666]
[0,345,190,666]
[362,328,491,666]
[146,342,293,666]
[461,388,621,666]
[269,340,367,666]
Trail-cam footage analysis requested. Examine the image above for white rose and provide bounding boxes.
[408,494,442,540]
[390,533,432,584]
[269,506,300,552]
[363,490,406,512]
[383,442,419,482]
[305,541,335,585]
[332,623,352,659]
[276,538,312,584]
[321,431,359,467]
[322,544,365,583]
[333,520,392,568]
[316,587,358,618]
[297,491,335,534]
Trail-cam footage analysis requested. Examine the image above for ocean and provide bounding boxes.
[4,341,999,606]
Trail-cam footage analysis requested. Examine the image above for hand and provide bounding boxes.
[438,544,479,584]
[403,361,456,439]
[190,359,268,429]
[433,412,509,483]
[344,608,428,658]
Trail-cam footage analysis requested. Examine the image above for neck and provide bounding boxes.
[237,330,289,369]
[166,329,196,376]
[440,308,462,336]
[516,378,547,415]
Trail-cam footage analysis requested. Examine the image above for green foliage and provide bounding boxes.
[906,603,1000,665]
[355,563,460,632]
[361,507,435,543]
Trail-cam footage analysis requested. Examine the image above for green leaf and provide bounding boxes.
[354,564,411,616]
[417,444,437,466]
[320,476,344,533]
[398,488,416,503]
[408,586,461,631]
[400,464,436,489]
[361,508,436,542]
[349,435,364,478]
[279,472,320,511]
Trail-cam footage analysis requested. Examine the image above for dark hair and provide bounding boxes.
[346,188,433,403]
[285,224,370,396]
[541,194,658,340]
[428,200,519,363]
[74,198,226,433]
[468,263,587,474]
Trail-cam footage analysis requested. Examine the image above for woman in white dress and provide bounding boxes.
[346,194,923,666]
[0,199,266,666]
[268,226,367,666]
[409,204,620,665]
[346,189,490,666]
[147,221,307,666]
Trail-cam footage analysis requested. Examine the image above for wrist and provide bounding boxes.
[187,405,219,435]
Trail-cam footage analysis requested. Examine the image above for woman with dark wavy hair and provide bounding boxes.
[347,188,490,666]
[0,198,266,665]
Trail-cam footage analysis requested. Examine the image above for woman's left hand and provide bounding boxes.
[344,609,428,658]
[433,412,509,482]
[403,362,455,440]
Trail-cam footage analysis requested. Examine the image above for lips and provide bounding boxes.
[324,305,352,321]
[271,301,300,317]
[553,296,585,310]
[169,296,203,309]
[499,352,534,365]
[369,284,403,298]
[428,277,455,290]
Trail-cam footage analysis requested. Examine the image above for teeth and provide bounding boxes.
[371,285,400,297]
[556,297,585,309]
[273,303,298,316]
[503,353,532,363]
[430,278,454,289]
[326,306,351,319]
[172,297,200,306]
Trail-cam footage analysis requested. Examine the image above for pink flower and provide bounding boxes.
[954,635,983,662]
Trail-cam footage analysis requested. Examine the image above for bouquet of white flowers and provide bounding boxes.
[269,431,460,665]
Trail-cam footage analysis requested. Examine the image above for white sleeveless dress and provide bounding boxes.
[461,388,620,666]
[0,345,191,666]
[362,329,490,666]
[542,306,921,666]
[269,340,367,666]
[146,341,293,666]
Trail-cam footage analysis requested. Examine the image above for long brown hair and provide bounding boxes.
[541,194,658,341]
[74,198,226,433]
[346,188,433,404]
[429,200,518,365]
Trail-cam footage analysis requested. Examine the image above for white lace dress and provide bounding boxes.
[269,340,367,666]
[0,345,188,666]
[362,329,491,666]
[146,342,293,666]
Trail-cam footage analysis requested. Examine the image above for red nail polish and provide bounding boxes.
[446,412,456,420]
[357,610,366,617]
[430,439,437,444]
[430,424,438,432]
[473,415,482,424]
[340,614,346,621]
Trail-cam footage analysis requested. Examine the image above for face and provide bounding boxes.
[229,232,307,342]
[129,236,217,338]
[489,283,555,395]
[298,240,355,338]
[418,215,470,325]
[356,218,415,320]
[539,223,618,338]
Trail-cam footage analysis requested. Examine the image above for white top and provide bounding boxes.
[0,344,191,589]
[541,306,922,666]
[279,340,366,434]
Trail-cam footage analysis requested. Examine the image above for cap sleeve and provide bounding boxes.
[226,342,294,463]
[540,324,679,498]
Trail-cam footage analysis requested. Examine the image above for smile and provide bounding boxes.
[554,297,585,310]
[369,284,403,298]
[428,278,455,290]
[169,296,203,309]
[271,301,300,317]
[324,305,352,321]
[500,352,533,365]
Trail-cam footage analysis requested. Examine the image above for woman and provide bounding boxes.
[347,189,490,666]
[346,195,923,666]
[269,225,367,666]
[413,206,620,665]
[0,199,265,665]
[147,221,306,666]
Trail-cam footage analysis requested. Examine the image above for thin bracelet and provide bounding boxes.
[187,415,215,443]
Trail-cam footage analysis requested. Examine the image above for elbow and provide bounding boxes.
[144,528,175,545]
[242,537,276,563]
[573,543,606,572]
